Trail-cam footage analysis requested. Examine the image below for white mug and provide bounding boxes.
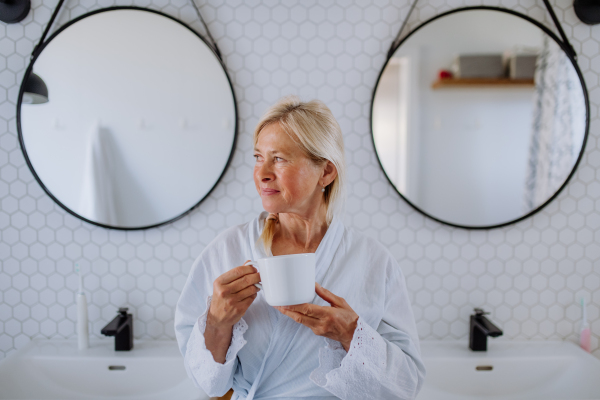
[247,253,315,306]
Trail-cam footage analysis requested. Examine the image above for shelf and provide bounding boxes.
[432,77,535,89]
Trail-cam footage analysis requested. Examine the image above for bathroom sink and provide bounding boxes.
[418,340,600,400]
[0,339,209,400]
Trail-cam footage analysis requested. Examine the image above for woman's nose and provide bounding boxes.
[256,161,274,181]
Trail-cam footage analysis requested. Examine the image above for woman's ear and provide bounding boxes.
[322,161,337,186]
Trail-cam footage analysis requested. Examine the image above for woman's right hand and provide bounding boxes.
[207,261,261,331]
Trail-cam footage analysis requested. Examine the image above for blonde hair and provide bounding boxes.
[254,95,346,255]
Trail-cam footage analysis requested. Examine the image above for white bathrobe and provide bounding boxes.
[174,211,426,400]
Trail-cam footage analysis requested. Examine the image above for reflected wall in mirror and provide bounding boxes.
[18,7,237,229]
[372,8,589,228]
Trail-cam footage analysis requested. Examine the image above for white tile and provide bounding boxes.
[21,289,38,306]
[57,320,74,337]
[450,320,468,338]
[3,289,19,306]
[441,305,458,322]
[100,275,118,292]
[538,320,555,337]
[0,334,13,352]
[521,320,537,337]
[109,290,127,307]
[4,320,21,336]
[22,320,39,336]
[432,321,449,338]
[513,305,529,322]
[146,290,163,307]
[40,320,56,337]
[30,305,47,322]
[155,305,172,323]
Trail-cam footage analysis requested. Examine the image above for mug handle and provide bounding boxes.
[245,261,263,290]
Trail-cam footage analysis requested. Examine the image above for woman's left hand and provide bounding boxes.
[275,283,358,352]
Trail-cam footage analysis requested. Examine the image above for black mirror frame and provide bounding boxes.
[370,6,590,230]
[16,6,239,230]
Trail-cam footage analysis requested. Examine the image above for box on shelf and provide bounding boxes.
[451,54,504,78]
[507,54,538,79]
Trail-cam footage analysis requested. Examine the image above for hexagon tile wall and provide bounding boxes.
[1,0,599,360]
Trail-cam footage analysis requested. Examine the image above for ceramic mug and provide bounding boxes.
[246,253,315,306]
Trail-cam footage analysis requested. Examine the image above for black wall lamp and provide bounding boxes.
[0,0,30,24]
[574,0,600,25]
[0,0,47,104]
[22,72,48,104]
[6,0,60,105]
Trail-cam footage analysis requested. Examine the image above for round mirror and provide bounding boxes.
[18,7,237,229]
[371,8,589,229]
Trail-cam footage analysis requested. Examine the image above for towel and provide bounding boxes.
[78,120,119,225]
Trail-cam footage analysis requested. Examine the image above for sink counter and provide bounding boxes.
[417,340,600,400]
[0,339,209,400]
[7,339,186,359]
[3,338,599,399]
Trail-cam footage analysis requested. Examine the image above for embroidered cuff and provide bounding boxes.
[310,317,387,399]
[185,295,248,394]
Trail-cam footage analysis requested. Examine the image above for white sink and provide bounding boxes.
[3,338,598,399]
[418,340,600,400]
[0,339,209,400]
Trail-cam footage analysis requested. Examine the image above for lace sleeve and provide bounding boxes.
[184,295,248,397]
[309,317,387,400]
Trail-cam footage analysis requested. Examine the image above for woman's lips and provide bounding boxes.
[262,189,280,196]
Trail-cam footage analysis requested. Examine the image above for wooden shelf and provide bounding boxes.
[432,77,534,89]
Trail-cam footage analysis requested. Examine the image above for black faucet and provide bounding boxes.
[101,307,133,351]
[469,308,503,351]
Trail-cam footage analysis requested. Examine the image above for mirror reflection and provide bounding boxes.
[372,9,587,228]
[19,8,237,229]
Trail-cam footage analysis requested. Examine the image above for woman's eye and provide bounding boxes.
[274,157,283,162]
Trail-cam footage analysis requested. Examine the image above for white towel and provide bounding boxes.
[78,120,119,225]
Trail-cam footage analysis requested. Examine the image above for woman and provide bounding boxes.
[175,96,425,400]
